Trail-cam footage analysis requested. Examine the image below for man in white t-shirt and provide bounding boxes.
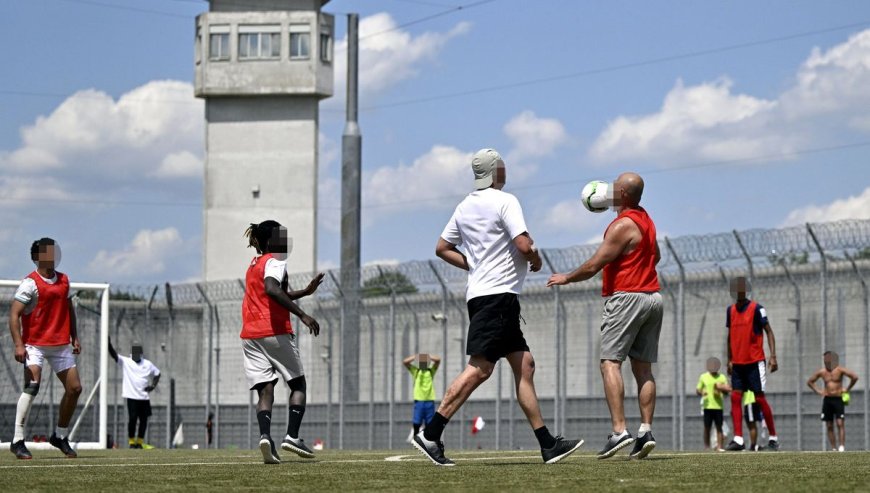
[109,339,160,449]
[411,148,583,466]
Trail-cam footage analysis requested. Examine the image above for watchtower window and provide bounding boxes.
[208,25,230,61]
[289,24,311,60]
[239,25,281,60]
[320,27,332,63]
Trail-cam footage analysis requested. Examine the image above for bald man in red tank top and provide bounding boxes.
[548,172,663,460]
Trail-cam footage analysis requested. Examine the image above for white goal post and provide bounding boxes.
[0,280,109,450]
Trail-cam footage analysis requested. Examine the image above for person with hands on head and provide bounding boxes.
[8,237,82,460]
[415,148,583,467]
[548,172,663,460]
[403,353,441,436]
[807,351,859,451]
[240,220,323,464]
[108,338,161,449]
[724,276,780,452]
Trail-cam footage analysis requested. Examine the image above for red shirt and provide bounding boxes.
[601,207,660,297]
[241,254,293,339]
[729,300,766,364]
[21,271,71,346]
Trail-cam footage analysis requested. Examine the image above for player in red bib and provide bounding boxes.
[725,276,780,451]
[241,220,323,464]
[8,238,82,459]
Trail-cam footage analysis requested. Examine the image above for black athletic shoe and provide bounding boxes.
[597,431,634,459]
[281,436,315,459]
[629,432,656,460]
[10,440,32,460]
[49,433,77,458]
[258,434,281,464]
[541,436,584,464]
[411,431,455,467]
[767,439,780,451]
[725,440,745,451]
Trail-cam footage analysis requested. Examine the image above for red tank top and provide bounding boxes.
[21,271,71,346]
[729,301,765,364]
[601,207,660,296]
[241,254,293,339]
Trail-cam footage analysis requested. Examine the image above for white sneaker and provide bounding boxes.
[838,445,845,452]
[259,435,281,464]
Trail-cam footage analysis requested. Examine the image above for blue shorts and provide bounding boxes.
[413,400,435,425]
[731,361,767,394]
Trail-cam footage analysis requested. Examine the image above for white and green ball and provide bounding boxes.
[581,180,610,213]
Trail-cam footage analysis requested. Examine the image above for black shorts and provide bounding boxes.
[127,398,152,420]
[703,409,723,430]
[821,396,845,422]
[731,361,766,394]
[467,293,529,363]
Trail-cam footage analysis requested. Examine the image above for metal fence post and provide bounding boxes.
[428,260,450,408]
[327,271,346,450]
[366,312,375,450]
[112,307,126,448]
[806,224,827,451]
[844,252,869,451]
[496,360,502,450]
[541,251,560,433]
[665,238,686,451]
[781,260,802,451]
[165,283,175,448]
[377,266,397,449]
[195,283,214,448]
[660,274,678,450]
[733,230,755,287]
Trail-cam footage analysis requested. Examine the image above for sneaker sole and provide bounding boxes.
[544,439,584,464]
[596,437,635,460]
[411,436,455,467]
[281,442,315,459]
[630,440,656,460]
[259,439,280,464]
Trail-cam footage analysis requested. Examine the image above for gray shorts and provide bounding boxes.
[600,291,663,363]
[242,334,305,389]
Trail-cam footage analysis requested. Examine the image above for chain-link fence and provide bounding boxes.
[2,219,869,451]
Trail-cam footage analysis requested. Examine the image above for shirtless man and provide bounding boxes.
[807,351,859,452]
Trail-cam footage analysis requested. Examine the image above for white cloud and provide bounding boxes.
[88,228,184,278]
[781,186,870,226]
[504,110,568,161]
[540,199,609,234]
[332,13,470,101]
[153,151,202,178]
[0,175,75,208]
[590,29,870,165]
[363,258,401,268]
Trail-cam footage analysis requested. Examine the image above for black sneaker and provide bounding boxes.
[541,436,584,464]
[412,431,455,467]
[725,440,745,451]
[49,433,77,458]
[258,434,280,464]
[629,432,656,460]
[281,436,315,459]
[10,440,32,460]
[597,431,634,460]
[767,439,780,451]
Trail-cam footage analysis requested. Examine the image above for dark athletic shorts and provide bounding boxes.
[127,398,152,419]
[703,409,724,430]
[744,403,763,425]
[731,361,766,394]
[466,293,529,363]
[821,396,845,422]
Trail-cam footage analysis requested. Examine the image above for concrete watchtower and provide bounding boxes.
[195,0,333,281]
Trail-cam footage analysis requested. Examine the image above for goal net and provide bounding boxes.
[0,280,109,450]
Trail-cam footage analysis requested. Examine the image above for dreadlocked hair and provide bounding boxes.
[244,220,282,254]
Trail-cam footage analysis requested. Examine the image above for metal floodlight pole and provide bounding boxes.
[428,260,450,399]
[844,252,869,451]
[665,238,686,451]
[780,260,802,451]
[540,250,561,434]
[340,12,362,405]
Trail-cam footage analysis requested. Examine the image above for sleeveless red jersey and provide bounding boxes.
[729,301,765,364]
[241,254,293,339]
[21,271,71,346]
[601,207,660,296]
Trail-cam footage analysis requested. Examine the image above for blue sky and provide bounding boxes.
[2,0,870,284]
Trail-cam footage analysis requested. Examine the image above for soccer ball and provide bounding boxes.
[581,180,610,213]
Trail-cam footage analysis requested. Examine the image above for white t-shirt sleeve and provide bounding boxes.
[13,278,37,305]
[440,207,462,246]
[150,361,161,377]
[501,194,529,241]
[264,257,287,282]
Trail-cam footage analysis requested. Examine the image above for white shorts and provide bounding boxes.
[25,344,76,373]
[242,334,304,389]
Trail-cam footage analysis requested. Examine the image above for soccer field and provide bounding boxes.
[1,447,866,492]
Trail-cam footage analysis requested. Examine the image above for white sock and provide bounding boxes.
[638,423,651,436]
[14,392,35,442]
[615,429,629,438]
[769,435,778,442]
[56,426,69,439]
[733,435,744,445]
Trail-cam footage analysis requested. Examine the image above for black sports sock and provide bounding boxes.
[534,426,557,449]
[287,405,305,439]
[413,424,421,435]
[423,413,449,442]
[257,410,272,437]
